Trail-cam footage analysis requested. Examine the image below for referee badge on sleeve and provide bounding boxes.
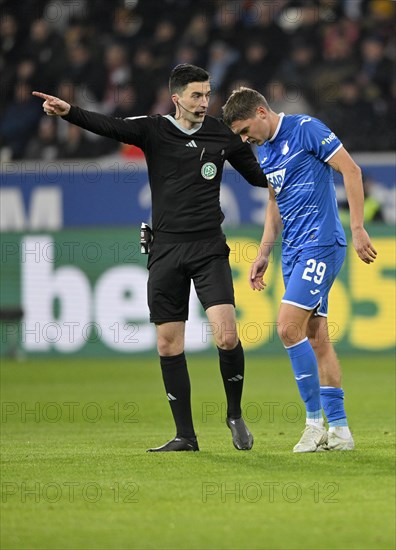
[201,162,217,180]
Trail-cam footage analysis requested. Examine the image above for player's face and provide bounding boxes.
[174,81,211,128]
[231,108,270,145]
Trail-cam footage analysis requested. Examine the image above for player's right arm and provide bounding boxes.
[32,91,147,147]
[250,186,283,290]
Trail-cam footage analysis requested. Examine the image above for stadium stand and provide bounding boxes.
[0,0,395,161]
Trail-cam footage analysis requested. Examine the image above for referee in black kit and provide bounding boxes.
[33,64,267,452]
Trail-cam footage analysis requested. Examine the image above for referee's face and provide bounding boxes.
[174,81,211,129]
[231,108,270,145]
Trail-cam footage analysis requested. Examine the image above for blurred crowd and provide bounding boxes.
[1,0,395,160]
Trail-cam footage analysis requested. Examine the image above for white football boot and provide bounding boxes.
[325,427,355,451]
[293,424,328,453]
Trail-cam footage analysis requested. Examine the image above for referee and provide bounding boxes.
[33,64,267,452]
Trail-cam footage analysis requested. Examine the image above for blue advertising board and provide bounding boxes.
[0,154,394,230]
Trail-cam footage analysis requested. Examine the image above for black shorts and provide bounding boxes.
[147,231,235,323]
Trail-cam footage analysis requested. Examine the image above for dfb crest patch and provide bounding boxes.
[201,162,217,180]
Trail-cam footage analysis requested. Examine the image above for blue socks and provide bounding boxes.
[285,337,321,420]
[320,386,348,427]
[285,338,349,427]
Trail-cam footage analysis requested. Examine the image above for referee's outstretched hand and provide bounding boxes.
[32,91,71,117]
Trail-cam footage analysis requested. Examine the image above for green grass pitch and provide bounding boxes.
[1,354,395,550]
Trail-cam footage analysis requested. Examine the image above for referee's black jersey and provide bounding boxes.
[63,107,268,234]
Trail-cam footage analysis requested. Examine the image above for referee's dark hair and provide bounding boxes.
[169,64,209,94]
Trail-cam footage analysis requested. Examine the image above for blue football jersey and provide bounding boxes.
[257,114,347,256]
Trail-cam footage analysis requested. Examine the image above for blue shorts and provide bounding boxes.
[282,244,346,316]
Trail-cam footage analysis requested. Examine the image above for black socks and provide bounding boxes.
[218,340,245,419]
[160,342,245,437]
[160,352,195,439]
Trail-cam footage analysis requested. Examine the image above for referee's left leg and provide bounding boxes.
[206,304,254,450]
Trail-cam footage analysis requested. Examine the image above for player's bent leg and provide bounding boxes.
[205,304,253,450]
[307,315,342,387]
[147,322,199,452]
[277,304,326,452]
[307,316,354,451]
[205,304,239,350]
[156,321,186,357]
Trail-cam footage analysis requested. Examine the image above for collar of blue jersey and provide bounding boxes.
[269,112,285,143]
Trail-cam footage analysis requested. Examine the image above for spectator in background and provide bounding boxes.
[151,20,177,70]
[41,0,88,33]
[358,36,393,100]
[206,41,238,92]
[311,30,358,110]
[132,45,159,112]
[276,39,318,108]
[0,13,23,108]
[376,78,396,151]
[110,83,141,119]
[0,13,21,66]
[210,2,241,47]
[365,0,395,41]
[244,0,288,65]
[339,173,386,224]
[58,124,97,159]
[102,44,132,114]
[64,40,106,103]
[181,13,210,50]
[0,81,42,159]
[321,17,360,61]
[223,41,275,96]
[281,3,321,47]
[172,43,201,68]
[0,13,22,63]
[14,58,37,90]
[23,18,65,91]
[206,40,239,115]
[111,5,143,52]
[149,85,174,115]
[25,116,59,160]
[317,77,375,151]
[1,0,394,158]
[264,79,313,116]
[360,176,386,223]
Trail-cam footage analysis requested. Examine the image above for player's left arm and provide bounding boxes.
[327,147,377,264]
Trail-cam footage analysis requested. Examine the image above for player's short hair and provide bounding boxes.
[222,87,270,126]
[169,64,209,94]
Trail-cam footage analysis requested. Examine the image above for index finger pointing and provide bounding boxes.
[32,91,53,101]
